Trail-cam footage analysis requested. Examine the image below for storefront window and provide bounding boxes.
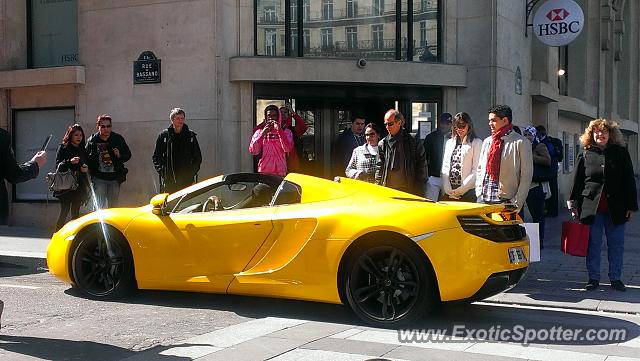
[256,0,286,56]
[29,0,78,68]
[255,0,439,61]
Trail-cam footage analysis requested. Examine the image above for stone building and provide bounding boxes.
[0,0,638,226]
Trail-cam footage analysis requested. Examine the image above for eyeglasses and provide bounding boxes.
[384,121,396,127]
[364,133,377,137]
[99,124,112,128]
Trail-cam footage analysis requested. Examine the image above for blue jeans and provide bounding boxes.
[91,178,120,210]
[587,212,625,281]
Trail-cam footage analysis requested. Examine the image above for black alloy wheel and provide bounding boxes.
[71,231,135,299]
[345,242,434,327]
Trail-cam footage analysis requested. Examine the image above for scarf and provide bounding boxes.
[486,124,513,181]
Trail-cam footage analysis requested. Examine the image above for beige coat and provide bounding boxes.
[475,131,533,211]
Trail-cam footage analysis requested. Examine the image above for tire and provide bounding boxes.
[71,229,136,299]
[344,240,435,327]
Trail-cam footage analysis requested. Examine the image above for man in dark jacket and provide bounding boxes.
[86,114,132,209]
[536,125,563,217]
[0,128,47,224]
[152,108,202,193]
[375,109,427,196]
[0,127,46,328]
[334,115,366,173]
[423,112,452,200]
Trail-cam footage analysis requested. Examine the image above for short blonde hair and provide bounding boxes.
[579,118,625,147]
[170,107,185,120]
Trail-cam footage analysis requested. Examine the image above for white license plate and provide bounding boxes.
[508,247,527,264]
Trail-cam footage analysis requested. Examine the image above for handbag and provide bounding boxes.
[45,164,79,192]
[561,221,589,257]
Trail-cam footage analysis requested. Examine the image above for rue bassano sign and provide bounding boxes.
[133,51,161,84]
[533,0,584,47]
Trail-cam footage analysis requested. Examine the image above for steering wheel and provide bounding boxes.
[202,196,219,212]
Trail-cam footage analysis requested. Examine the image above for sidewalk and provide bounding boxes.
[1,214,638,314]
[485,213,640,314]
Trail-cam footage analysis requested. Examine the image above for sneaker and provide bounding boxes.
[611,280,626,292]
[585,279,599,291]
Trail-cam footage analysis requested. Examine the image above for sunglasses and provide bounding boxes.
[99,124,112,128]
[364,133,377,137]
[384,121,396,127]
[455,123,468,129]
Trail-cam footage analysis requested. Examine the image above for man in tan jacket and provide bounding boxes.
[475,105,533,212]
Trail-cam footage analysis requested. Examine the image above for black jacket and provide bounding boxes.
[152,124,202,192]
[54,143,89,199]
[570,144,638,225]
[0,128,39,224]
[375,129,427,196]
[423,129,449,177]
[335,128,365,169]
[86,131,131,183]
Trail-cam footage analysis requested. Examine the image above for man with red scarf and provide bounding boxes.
[475,105,533,211]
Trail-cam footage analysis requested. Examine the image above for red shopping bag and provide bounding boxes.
[561,221,589,257]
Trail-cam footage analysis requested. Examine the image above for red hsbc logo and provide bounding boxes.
[546,8,570,21]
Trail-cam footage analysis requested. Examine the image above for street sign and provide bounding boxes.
[133,51,161,84]
[533,0,584,47]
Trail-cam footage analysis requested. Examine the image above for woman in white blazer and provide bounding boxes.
[440,112,483,202]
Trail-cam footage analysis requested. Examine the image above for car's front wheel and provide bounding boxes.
[344,241,435,327]
[71,229,135,299]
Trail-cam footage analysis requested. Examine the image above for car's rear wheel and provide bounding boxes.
[71,230,135,299]
[344,241,434,327]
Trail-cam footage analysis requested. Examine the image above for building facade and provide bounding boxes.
[0,0,638,226]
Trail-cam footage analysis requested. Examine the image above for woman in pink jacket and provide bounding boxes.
[249,105,293,176]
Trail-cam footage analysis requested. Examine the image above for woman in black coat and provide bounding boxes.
[569,119,638,292]
[54,124,89,231]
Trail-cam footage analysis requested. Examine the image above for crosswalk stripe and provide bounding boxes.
[268,348,409,361]
[0,284,41,289]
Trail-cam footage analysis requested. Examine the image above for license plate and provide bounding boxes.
[508,247,527,264]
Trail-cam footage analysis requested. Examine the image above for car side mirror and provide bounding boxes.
[150,193,169,216]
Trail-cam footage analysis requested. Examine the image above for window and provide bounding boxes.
[373,0,384,16]
[29,0,78,67]
[255,0,441,62]
[347,0,358,18]
[372,25,384,49]
[265,29,277,56]
[303,0,311,20]
[264,6,277,23]
[303,29,310,52]
[256,0,285,56]
[346,27,358,49]
[272,181,302,206]
[321,28,334,51]
[14,108,75,200]
[322,0,334,20]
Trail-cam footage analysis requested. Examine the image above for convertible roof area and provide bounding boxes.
[222,173,284,188]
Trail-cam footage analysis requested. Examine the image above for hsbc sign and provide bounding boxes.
[533,0,584,46]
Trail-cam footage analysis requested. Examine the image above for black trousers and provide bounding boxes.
[56,191,84,231]
[545,175,559,217]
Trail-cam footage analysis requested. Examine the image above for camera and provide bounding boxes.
[357,58,367,68]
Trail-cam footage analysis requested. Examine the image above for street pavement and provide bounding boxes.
[1,206,640,360]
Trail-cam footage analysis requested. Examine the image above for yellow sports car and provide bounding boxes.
[48,173,529,327]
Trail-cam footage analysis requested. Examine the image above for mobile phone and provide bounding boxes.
[41,134,52,152]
